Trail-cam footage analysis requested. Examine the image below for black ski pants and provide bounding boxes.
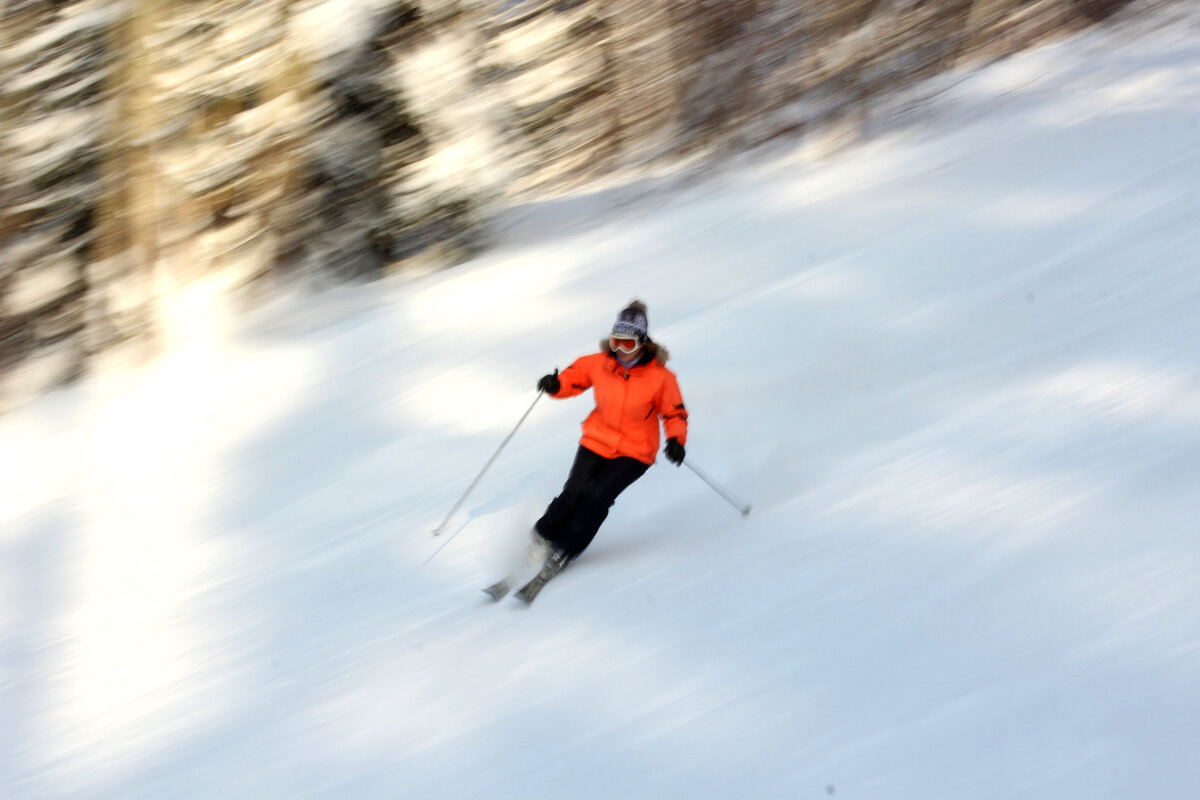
[535,446,650,559]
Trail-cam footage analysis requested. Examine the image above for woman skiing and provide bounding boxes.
[494,301,688,603]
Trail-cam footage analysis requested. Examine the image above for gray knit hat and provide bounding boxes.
[611,301,648,339]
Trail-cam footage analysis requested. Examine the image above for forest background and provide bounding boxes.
[0,0,1172,410]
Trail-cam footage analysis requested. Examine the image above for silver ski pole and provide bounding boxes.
[684,460,752,517]
[431,391,544,536]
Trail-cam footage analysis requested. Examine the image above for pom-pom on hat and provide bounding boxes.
[612,301,649,339]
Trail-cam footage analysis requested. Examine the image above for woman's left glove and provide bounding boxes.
[664,438,685,466]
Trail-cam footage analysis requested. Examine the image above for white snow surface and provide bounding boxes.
[4,13,1200,799]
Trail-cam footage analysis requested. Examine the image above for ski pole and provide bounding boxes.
[684,460,752,517]
[431,390,544,536]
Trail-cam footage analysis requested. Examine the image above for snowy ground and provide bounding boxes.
[4,10,1200,799]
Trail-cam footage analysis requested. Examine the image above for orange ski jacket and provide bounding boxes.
[548,343,688,465]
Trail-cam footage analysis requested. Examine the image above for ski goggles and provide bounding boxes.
[610,335,642,354]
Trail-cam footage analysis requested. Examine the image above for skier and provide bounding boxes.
[493,300,688,603]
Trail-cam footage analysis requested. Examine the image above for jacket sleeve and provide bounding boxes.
[659,370,688,444]
[551,354,595,398]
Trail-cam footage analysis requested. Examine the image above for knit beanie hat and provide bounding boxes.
[612,301,649,339]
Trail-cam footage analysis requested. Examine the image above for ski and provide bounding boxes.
[513,574,549,605]
[513,548,569,605]
[482,579,511,602]
[481,530,547,602]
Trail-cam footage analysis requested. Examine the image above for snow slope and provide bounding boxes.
[4,10,1200,799]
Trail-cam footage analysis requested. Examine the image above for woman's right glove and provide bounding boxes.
[537,370,560,395]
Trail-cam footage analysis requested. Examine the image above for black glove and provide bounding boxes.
[537,370,560,395]
[664,437,685,466]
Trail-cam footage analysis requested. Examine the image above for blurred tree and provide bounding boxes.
[0,0,1169,410]
[1,0,114,404]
